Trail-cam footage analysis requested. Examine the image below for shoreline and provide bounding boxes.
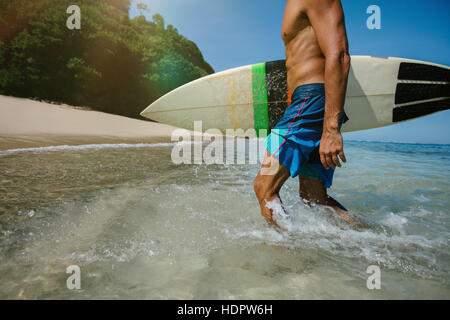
[0,134,175,152]
[0,95,178,151]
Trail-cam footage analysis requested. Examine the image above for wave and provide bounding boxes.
[0,141,198,155]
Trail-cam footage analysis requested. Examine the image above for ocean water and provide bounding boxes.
[0,140,449,299]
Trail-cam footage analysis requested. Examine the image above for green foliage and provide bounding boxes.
[0,0,214,118]
[148,53,208,93]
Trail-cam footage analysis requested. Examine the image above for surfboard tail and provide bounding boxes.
[393,62,450,122]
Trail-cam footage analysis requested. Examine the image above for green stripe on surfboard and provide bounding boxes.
[251,63,269,137]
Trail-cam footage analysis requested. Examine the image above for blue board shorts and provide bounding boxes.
[265,83,346,188]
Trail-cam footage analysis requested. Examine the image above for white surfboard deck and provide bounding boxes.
[141,56,449,137]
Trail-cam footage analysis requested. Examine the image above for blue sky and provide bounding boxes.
[130,0,449,144]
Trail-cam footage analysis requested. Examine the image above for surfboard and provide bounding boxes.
[140,56,449,137]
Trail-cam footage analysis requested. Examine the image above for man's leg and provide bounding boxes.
[254,151,291,224]
[299,175,367,228]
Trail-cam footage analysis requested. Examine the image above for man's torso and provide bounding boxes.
[282,0,325,93]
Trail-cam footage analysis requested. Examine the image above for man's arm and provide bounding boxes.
[304,0,350,169]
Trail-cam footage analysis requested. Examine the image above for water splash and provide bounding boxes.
[264,198,292,230]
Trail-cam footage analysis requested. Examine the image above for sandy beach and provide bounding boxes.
[0,95,179,151]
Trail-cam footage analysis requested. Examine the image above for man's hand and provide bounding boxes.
[319,128,346,169]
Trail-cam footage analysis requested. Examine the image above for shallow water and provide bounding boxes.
[0,140,449,299]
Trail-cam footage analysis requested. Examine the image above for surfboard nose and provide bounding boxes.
[139,64,254,132]
[139,83,192,126]
[140,91,173,120]
[393,62,450,122]
[140,98,162,120]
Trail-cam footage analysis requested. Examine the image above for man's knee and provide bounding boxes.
[253,175,264,198]
[253,175,275,200]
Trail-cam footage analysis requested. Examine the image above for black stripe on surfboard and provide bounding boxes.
[393,98,450,122]
[264,59,350,130]
[395,83,450,104]
[398,62,450,82]
[265,60,288,130]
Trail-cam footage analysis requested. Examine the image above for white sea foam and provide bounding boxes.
[264,198,292,230]
[380,212,408,232]
[408,208,432,217]
[414,194,430,202]
[234,199,447,280]
[62,239,158,263]
[0,141,196,155]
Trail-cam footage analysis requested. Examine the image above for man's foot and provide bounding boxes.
[264,198,292,229]
[328,207,373,231]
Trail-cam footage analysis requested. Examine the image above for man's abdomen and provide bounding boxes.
[284,26,325,93]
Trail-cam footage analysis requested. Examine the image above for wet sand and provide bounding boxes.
[0,95,178,150]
